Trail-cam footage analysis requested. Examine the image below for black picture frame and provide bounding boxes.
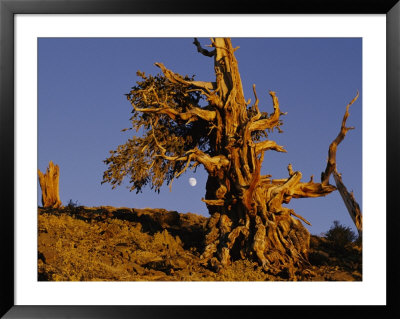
[1,0,399,318]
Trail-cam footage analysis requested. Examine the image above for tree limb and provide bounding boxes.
[130,97,217,123]
[155,62,223,108]
[251,84,261,120]
[254,140,287,154]
[267,167,336,202]
[249,91,282,132]
[201,198,225,206]
[267,171,303,212]
[155,62,215,94]
[333,171,362,236]
[321,91,359,185]
[151,122,229,175]
[289,209,312,226]
[318,91,362,235]
[291,181,336,198]
[193,38,216,57]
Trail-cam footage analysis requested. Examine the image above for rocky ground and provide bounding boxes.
[38,206,362,281]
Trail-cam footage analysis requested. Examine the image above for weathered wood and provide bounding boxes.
[321,93,362,236]
[334,171,362,236]
[38,161,62,208]
[186,39,338,275]
[321,92,359,185]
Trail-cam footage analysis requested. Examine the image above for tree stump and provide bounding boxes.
[38,161,62,208]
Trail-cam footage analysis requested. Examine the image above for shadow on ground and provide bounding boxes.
[38,206,362,281]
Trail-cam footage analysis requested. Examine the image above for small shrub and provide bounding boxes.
[67,199,79,209]
[325,220,356,250]
[354,234,362,248]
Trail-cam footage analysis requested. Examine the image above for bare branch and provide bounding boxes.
[289,209,312,226]
[291,182,336,198]
[201,198,225,206]
[268,171,302,199]
[168,154,194,191]
[190,81,217,90]
[130,98,216,123]
[287,164,294,176]
[268,171,336,203]
[155,62,214,94]
[319,92,362,235]
[254,140,286,154]
[195,153,230,174]
[180,107,217,122]
[249,91,283,132]
[321,91,359,185]
[193,38,216,57]
[267,172,303,212]
[251,84,261,120]
[333,171,362,236]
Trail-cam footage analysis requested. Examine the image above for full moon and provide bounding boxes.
[188,177,197,187]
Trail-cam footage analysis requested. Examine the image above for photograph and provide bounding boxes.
[37,37,363,282]
[2,2,397,315]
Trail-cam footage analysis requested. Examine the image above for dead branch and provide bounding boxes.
[289,209,312,226]
[291,182,336,198]
[201,198,225,206]
[193,38,216,57]
[254,140,287,154]
[155,62,214,94]
[321,91,359,185]
[333,171,362,236]
[130,98,216,123]
[320,91,362,235]
[251,84,261,119]
[249,91,282,132]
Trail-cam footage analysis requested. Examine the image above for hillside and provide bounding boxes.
[38,206,362,281]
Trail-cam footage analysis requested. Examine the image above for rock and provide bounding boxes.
[37,206,362,281]
[132,263,145,275]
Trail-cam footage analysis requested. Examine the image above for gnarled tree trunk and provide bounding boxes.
[188,39,336,277]
[38,161,62,208]
[121,38,357,278]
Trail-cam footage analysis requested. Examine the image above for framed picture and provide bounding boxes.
[1,0,398,318]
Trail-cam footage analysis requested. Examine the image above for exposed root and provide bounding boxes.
[201,211,311,276]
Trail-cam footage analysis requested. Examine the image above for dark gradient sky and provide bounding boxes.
[38,38,362,235]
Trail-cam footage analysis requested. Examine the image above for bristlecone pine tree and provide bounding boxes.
[103,38,359,277]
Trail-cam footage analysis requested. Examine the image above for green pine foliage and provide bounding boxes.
[102,71,210,193]
[325,220,356,249]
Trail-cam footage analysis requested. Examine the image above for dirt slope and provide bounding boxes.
[38,206,361,281]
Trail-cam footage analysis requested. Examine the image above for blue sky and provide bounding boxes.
[38,37,362,236]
